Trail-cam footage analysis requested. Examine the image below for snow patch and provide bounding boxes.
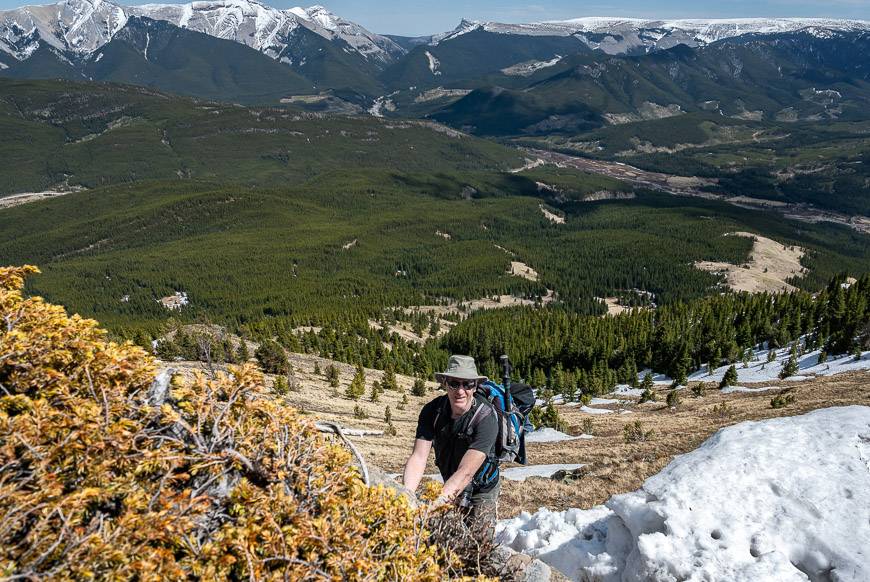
[500,55,562,76]
[611,385,644,397]
[424,50,441,75]
[688,345,870,384]
[502,463,585,481]
[590,397,619,405]
[578,405,614,415]
[525,428,592,443]
[498,406,870,581]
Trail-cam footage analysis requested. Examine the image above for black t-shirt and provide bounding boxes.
[415,394,498,488]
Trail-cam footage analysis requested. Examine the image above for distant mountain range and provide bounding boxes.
[1,0,869,112]
[422,17,870,54]
[0,0,401,63]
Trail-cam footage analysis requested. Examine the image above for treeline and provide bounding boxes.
[149,275,869,402]
[441,274,870,395]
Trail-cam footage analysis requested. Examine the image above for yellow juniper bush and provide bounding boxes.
[0,266,488,581]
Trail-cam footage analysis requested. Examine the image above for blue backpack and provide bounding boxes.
[477,380,528,465]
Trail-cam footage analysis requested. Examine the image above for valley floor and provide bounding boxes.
[160,353,870,519]
[523,148,870,235]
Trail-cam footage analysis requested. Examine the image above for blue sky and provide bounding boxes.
[5,0,869,35]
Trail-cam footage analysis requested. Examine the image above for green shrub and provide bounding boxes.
[273,375,289,395]
[412,377,427,397]
[255,339,290,375]
[530,402,568,432]
[771,390,797,409]
[623,421,654,443]
[326,364,340,388]
[346,366,366,400]
[711,401,733,419]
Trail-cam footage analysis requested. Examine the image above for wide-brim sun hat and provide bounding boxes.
[435,355,488,383]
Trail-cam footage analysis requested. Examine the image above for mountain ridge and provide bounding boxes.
[0,0,404,68]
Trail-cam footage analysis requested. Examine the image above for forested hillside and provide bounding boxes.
[2,80,869,388]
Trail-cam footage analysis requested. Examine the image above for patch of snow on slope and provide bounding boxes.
[424,50,440,75]
[500,55,561,76]
[498,406,870,581]
[590,397,619,405]
[578,405,614,415]
[688,345,870,384]
[611,384,644,397]
[502,463,584,481]
[525,428,592,443]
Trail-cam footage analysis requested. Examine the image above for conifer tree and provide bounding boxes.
[273,375,289,396]
[255,339,290,375]
[411,378,426,397]
[780,346,799,379]
[640,388,657,403]
[720,365,738,389]
[326,364,339,388]
[236,341,250,363]
[347,366,366,400]
[641,372,654,391]
[382,366,399,392]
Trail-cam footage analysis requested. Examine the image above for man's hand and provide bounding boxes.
[440,449,486,500]
[430,493,452,508]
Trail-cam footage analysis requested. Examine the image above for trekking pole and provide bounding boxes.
[499,354,512,391]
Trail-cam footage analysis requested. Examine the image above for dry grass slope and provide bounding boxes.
[227,348,870,520]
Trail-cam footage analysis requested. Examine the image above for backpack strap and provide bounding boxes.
[463,396,494,437]
[432,395,448,433]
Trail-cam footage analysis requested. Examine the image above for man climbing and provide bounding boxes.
[402,355,500,522]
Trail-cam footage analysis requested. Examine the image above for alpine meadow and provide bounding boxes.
[1,1,870,581]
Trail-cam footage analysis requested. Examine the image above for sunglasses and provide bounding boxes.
[444,378,478,391]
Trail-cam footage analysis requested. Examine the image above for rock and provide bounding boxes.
[522,559,553,582]
[493,544,553,581]
[551,467,586,482]
[367,464,418,508]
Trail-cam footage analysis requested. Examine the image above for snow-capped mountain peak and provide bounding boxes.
[0,0,404,65]
[427,16,870,54]
[294,4,404,60]
[0,0,128,58]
